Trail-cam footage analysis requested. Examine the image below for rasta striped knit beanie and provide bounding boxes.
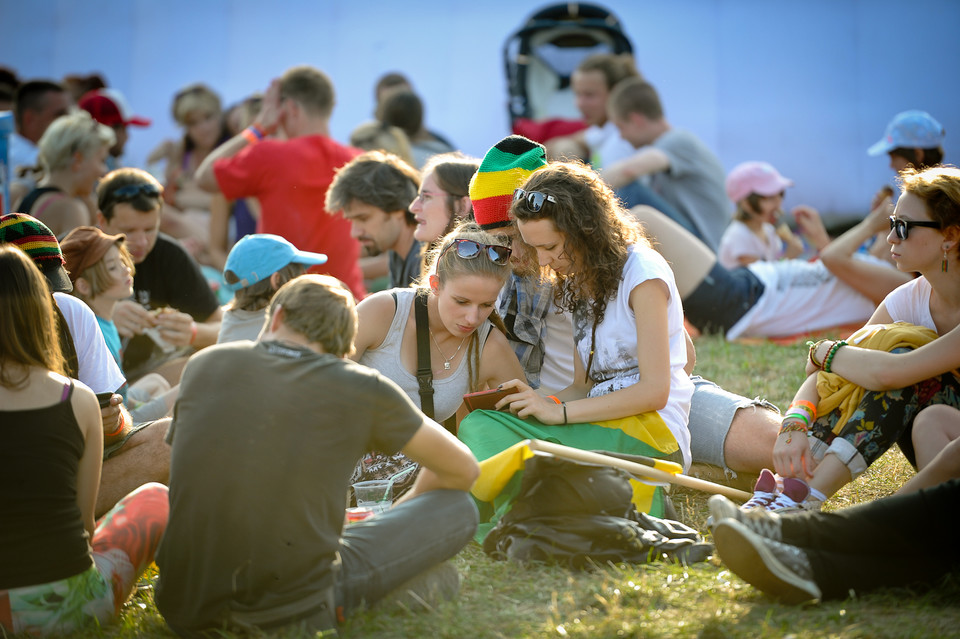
[0,213,73,293]
[469,135,547,230]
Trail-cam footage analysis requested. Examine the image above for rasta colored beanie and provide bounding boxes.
[469,135,547,230]
[0,213,73,293]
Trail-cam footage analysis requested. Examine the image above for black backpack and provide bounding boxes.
[483,453,713,569]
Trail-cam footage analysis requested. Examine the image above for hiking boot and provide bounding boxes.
[764,477,810,513]
[376,561,460,612]
[741,468,779,510]
[708,494,783,541]
[713,519,821,604]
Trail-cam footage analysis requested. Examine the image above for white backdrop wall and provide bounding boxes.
[2,0,958,221]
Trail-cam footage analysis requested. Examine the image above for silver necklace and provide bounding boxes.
[429,329,466,371]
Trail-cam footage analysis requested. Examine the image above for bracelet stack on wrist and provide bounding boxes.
[823,339,847,373]
[241,124,266,145]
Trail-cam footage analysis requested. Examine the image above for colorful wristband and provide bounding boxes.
[546,395,561,405]
[189,321,198,345]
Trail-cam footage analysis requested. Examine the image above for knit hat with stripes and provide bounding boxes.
[0,213,73,292]
[469,135,547,230]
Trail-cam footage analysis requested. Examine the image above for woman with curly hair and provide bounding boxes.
[458,161,694,535]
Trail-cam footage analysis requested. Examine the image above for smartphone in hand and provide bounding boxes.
[95,392,115,409]
[462,388,513,413]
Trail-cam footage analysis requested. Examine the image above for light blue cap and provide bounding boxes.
[868,110,945,156]
[223,234,327,292]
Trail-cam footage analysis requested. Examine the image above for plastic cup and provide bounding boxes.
[352,480,393,513]
[345,506,375,524]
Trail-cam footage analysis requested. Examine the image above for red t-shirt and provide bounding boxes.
[213,135,366,299]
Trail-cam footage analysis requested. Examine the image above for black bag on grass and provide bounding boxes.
[482,453,712,568]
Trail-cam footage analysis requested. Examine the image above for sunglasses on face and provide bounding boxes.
[513,188,556,213]
[439,239,512,266]
[888,215,941,240]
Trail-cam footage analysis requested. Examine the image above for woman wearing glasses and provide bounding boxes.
[752,165,960,512]
[353,221,525,421]
[14,111,114,238]
[349,222,524,498]
[460,161,695,534]
[410,152,480,250]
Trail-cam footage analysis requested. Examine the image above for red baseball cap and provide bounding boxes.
[78,89,151,128]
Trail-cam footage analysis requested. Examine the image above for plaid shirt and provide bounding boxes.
[498,274,555,389]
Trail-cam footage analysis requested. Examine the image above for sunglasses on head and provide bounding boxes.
[439,239,512,266]
[101,183,162,212]
[513,188,556,213]
[888,215,941,240]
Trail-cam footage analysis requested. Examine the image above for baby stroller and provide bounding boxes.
[504,2,634,143]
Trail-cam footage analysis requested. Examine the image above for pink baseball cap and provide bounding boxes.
[78,89,151,128]
[725,161,793,203]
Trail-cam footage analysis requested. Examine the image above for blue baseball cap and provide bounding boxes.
[223,234,327,292]
[868,110,945,156]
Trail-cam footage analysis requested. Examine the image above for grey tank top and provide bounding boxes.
[358,288,492,422]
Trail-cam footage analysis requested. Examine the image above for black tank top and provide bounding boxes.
[0,381,94,588]
[15,185,64,218]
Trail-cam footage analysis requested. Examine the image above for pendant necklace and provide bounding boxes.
[430,329,466,372]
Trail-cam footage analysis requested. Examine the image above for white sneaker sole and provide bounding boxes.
[714,520,821,604]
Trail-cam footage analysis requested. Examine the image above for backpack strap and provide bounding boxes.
[413,293,435,420]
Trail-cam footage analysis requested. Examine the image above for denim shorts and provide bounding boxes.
[684,262,765,334]
[688,376,780,470]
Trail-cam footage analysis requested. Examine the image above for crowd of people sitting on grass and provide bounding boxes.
[2,58,959,636]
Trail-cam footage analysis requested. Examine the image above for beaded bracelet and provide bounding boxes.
[823,339,848,374]
[807,339,828,369]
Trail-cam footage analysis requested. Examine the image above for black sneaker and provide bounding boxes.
[713,519,820,604]
[708,494,784,541]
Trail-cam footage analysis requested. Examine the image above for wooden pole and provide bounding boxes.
[526,439,752,502]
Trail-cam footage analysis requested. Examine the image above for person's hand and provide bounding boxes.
[154,308,197,347]
[773,427,816,480]
[101,394,123,438]
[113,301,156,338]
[792,205,830,250]
[496,379,566,424]
[870,185,895,212]
[865,193,894,233]
[253,79,284,136]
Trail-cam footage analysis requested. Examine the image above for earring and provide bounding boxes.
[944,249,949,273]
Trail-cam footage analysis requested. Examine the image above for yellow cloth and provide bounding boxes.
[816,322,940,435]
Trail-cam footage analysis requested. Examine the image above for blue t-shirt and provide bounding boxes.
[95,316,128,401]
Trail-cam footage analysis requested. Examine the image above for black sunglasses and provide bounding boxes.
[513,188,556,213]
[100,183,162,211]
[888,215,941,240]
[439,239,512,266]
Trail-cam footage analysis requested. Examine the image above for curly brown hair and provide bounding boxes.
[509,161,650,327]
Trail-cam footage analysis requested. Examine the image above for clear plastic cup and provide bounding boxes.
[352,480,393,513]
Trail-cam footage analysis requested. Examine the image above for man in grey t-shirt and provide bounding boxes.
[156,274,479,636]
[604,78,730,252]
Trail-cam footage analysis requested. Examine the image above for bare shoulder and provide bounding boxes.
[480,327,525,384]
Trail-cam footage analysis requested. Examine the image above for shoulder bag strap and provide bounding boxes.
[414,293,435,420]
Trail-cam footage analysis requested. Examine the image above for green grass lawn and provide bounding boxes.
[54,335,960,638]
